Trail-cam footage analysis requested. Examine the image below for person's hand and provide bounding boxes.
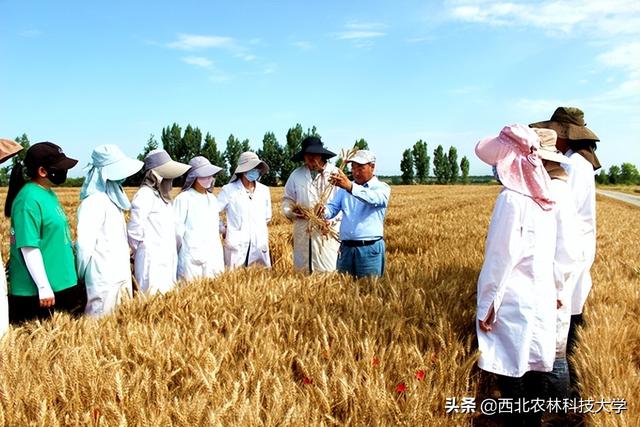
[293,206,306,219]
[479,305,495,332]
[40,296,55,308]
[329,169,353,192]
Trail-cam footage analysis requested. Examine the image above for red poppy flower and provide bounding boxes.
[395,382,407,393]
[303,377,313,385]
[372,357,380,367]
[415,370,426,381]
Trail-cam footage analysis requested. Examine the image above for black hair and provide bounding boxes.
[4,161,39,217]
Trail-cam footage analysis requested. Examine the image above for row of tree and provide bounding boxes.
[125,123,372,187]
[595,163,640,185]
[400,141,470,184]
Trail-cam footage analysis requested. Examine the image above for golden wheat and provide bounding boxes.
[0,186,637,426]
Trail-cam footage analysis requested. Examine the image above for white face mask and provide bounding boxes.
[196,176,214,189]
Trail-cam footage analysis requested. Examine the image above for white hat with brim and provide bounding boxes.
[90,144,144,181]
[532,128,573,165]
[347,150,376,165]
[0,138,23,164]
[144,149,191,179]
[187,156,223,178]
[230,151,269,182]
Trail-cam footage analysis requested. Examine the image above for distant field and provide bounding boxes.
[0,186,638,426]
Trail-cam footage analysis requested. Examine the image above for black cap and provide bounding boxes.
[25,142,78,171]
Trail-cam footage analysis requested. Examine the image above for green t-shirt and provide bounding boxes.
[8,182,78,296]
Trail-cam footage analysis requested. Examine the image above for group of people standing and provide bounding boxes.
[475,107,600,426]
[0,135,390,332]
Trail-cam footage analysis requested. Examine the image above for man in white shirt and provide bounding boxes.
[282,137,341,273]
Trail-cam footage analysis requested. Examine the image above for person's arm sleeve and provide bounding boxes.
[282,175,297,220]
[567,162,596,235]
[12,199,43,249]
[173,195,187,252]
[476,193,523,323]
[324,190,343,220]
[265,188,272,224]
[21,247,54,301]
[217,187,229,235]
[75,197,105,280]
[349,182,390,207]
[127,189,152,252]
[553,199,583,296]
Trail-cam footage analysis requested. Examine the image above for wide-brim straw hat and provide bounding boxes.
[144,149,190,179]
[291,136,336,162]
[0,138,23,164]
[90,144,143,180]
[230,151,269,182]
[529,107,599,141]
[532,128,572,165]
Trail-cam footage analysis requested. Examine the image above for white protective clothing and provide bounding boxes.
[564,150,597,315]
[127,186,178,295]
[173,188,225,280]
[548,179,583,358]
[282,164,341,272]
[476,189,557,377]
[218,180,272,269]
[77,192,132,316]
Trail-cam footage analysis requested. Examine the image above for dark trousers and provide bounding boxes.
[8,282,87,325]
[495,371,547,427]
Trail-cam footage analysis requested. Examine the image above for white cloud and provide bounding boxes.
[337,31,386,40]
[181,56,213,69]
[19,29,42,38]
[293,40,313,50]
[447,0,640,36]
[167,33,235,50]
[334,21,387,47]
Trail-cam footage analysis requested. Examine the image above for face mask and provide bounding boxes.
[492,166,502,185]
[245,169,260,182]
[46,167,68,185]
[196,176,214,189]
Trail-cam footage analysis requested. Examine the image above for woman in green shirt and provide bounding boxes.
[4,142,86,324]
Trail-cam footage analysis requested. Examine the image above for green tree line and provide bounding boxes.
[595,163,640,185]
[400,140,470,184]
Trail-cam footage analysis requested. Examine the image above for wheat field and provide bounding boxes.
[0,186,637,426]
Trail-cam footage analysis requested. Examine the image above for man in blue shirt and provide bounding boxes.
[325,150,390,278]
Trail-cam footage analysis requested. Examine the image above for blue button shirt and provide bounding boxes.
[325,176,390,240]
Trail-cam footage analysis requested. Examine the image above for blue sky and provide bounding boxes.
[2,0,639,177]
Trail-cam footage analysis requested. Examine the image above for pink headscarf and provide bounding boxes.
[475,124,554,211]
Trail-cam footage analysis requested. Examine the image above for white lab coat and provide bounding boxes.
[218,180,272,269]
[77,193,132,316]
[1,255,8,336]
[127,186,178,295]
[564,151,597,315]
[173,188,225,280]
[282,164,341,272]
[477,189,557,377]
[549,179,583,358]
